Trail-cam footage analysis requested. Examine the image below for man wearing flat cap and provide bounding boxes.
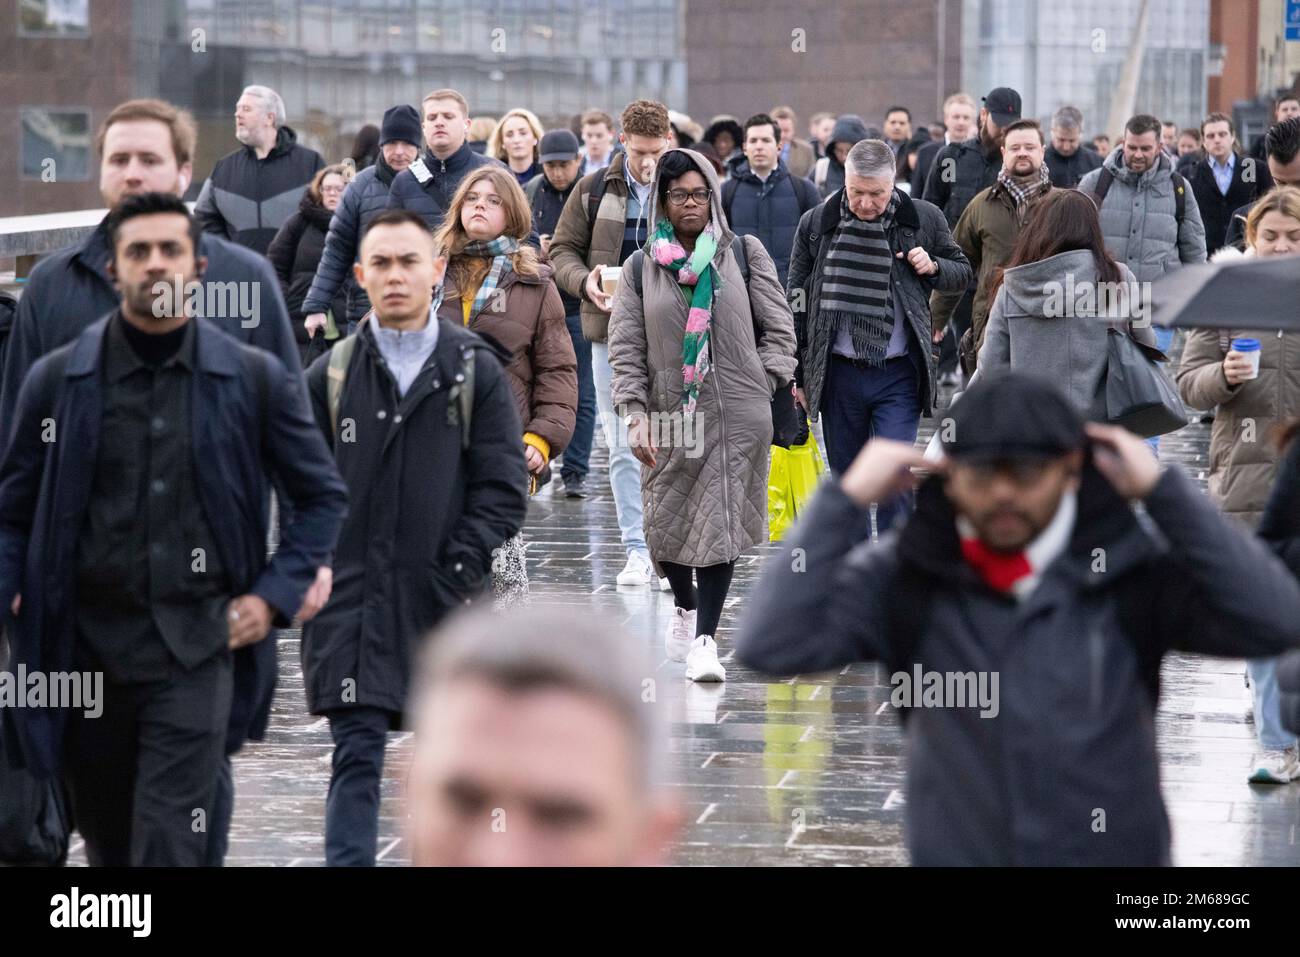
[738,371,1300,865]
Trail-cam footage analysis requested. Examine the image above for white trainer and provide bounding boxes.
[616,552,653,586]
[665,607,696,662]
[684,635,726,683]
[1247,746,1300,784]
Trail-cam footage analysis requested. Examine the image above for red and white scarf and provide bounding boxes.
[957,491,1077,600]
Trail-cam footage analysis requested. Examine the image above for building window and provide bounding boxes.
[21,108,91,181]
[17,0,89,35]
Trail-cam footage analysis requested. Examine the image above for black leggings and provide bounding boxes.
[660,560,736,638]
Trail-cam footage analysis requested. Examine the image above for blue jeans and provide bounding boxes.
[324,706,394,866]
[822,354,921,535]
[591,341,649,559]
[561,312,596,482]
[1248,658,1298,752]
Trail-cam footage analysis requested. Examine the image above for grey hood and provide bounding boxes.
[645,147,736,269]
[999,249,1130,320]
[1102,144,1175,188]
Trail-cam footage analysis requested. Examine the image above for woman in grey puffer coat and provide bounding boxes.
[608,148,797,683]
[978,189,1155,414]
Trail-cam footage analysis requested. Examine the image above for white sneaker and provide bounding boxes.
[665,607,696,661]
[684,635,726,682]
[616,553,653,586]
[1247,746,1300,784]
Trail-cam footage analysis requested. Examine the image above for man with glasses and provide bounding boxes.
[739,371,1300,865]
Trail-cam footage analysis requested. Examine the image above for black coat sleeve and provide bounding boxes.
[0,355,57,608]
[439,350,530,588]
[921,144,954,209]
[1257,433,1300,579]
[785,209,817,390]
[0,281,49,441]
[1147,467,1300,657]
[251,354,348,623]
[266,212,305,298]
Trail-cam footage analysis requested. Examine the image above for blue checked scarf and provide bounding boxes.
[461,235,521,317]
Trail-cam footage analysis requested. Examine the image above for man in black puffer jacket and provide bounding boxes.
[385,88,502,229]
[194,85,324,255]
[302,105,424,336]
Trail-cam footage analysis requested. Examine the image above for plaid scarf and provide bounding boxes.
[818,191,898,366]
[996,164,1052,219]
[461,235,520,318]
[650,218,719,418]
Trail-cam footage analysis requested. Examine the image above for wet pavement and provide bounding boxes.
[66,354,1300,867]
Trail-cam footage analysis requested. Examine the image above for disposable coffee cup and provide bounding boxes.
[601,266,621,298]
[1231,337,1261,380]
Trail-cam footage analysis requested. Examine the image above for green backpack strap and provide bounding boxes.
[326,334,358,438]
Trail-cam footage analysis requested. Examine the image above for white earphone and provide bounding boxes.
[178,173,190,192]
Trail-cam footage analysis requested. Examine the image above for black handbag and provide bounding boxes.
[1104,329,1188,438]
[0,629,70,866]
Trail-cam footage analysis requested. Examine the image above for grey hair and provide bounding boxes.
[241,85,286,127]
[1052,106,1084,132]
[846,139,897,180]
[412,605,665,789]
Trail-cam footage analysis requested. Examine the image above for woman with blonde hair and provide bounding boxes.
[1177,184,1300,784]
[432,166,578,607]
[487,108,544,185]
[267,161,354,362]
[467,115,496,154]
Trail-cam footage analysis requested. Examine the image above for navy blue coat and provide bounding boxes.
[302,157,400,324]
[722,160,821,288]
[1,221,302,427]
[0,316,347,776]
[385,143,503,230]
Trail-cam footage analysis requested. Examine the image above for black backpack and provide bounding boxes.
[1091,166,1186,227]
[720,173,821,224]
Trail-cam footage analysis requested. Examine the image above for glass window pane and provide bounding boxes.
[22,108,90,181]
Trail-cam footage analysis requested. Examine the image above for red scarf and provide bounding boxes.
[959,537,1033,593]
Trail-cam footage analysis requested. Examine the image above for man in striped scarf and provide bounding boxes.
[789,138,972,535]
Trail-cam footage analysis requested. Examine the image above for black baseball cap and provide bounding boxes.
[983,87,1023,128]
[538,130,581,164]
[942,371,1085,462]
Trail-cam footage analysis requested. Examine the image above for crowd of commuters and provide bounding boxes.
[3,76,1300,870]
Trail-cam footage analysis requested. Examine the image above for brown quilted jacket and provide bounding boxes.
[438,260,578,456]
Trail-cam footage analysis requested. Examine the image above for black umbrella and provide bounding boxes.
[1150,251,1300,330]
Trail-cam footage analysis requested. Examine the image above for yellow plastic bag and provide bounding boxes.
[767,445,794,541]
[767,431,826,541]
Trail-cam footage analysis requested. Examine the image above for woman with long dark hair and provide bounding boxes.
[976,188,1154,413]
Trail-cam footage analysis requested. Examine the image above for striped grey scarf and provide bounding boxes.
[818,191,898,365]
